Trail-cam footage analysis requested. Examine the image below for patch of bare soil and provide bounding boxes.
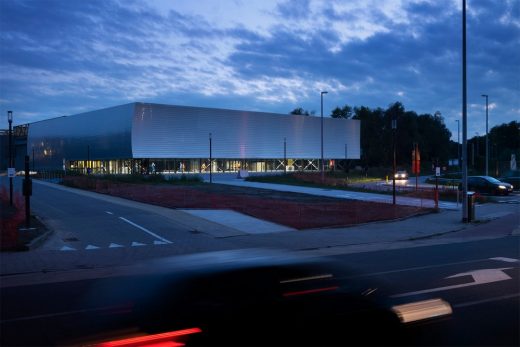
[63,177,430,230]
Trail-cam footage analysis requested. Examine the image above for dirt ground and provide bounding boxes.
[63,177,430,230]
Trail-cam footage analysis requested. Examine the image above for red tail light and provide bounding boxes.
[95,328,202,347]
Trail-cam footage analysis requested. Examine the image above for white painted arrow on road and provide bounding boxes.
[392,267,514,298]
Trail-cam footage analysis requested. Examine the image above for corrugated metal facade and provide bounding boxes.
[27,104,134,170]
[26,102,360,170]
[132,103,360,159]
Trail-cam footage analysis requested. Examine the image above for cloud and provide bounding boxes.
[0,0,518,140]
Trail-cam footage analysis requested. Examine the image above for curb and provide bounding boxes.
[25,215,53,250]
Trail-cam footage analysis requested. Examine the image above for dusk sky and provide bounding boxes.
[1,0,518,141]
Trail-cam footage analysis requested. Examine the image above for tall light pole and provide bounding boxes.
[320,91,328,183]
[284,137,287,174]
[462,0,468,222]
[481,94,489,176]
[392,111,397,205]
[209,132,212,184]
[456,119,460,168]
[7,111,13,206]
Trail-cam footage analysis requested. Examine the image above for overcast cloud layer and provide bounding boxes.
[0,0,519,140]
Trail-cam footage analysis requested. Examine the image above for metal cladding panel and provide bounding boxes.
[132,103,360,159]
[27,104,134,170]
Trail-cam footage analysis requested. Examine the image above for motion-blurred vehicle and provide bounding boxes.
[5,249,450,347]
[499,170,519,191]
[394,170,409,180]
[459,176,514,195]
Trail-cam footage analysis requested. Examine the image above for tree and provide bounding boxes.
[290,107,314,116]
[330,105,353,119]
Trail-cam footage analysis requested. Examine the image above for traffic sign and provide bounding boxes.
[7,168,15,178]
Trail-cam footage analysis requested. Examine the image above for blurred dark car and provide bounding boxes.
[29,249,448,347]
[459,176,514,195]
[499,170,519,190]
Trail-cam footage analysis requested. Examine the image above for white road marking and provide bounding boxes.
[345,257,519,279]
[85,245,100,250]
[490,257,519,263]
[153,240,168,245]
[60,245,76,251]
[118,217,172,244]
[108,243,124,248]
[392,267,514,298]
[131,241,146,247]
[105,211,113,215]
[453,293,520,308]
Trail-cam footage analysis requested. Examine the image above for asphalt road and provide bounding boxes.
[1,236,518,346]
[330,235,520,346]
[3,177,222,251]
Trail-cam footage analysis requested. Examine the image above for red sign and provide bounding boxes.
[412,146,421,174]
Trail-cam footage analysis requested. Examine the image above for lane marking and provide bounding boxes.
[453,293,520,308]
[60,245,76,251]
[85,245,100,250]
[392,267,514,298]
[105,211,113,215]
[153,240,168,245]
[490,257,519,263]
[108,243,124,248]
[131,241,146,247]
[119,217,172,244]
[342,257,519,279]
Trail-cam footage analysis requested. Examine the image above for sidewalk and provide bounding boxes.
[1,180,518,282]
[212,177,460,210]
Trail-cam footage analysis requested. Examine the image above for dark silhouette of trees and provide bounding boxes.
[290,107,314,116]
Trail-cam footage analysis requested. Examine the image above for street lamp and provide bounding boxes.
[7,111,13,206]
[284,137,287,174]
[455,119,460,168]
[481,94,489,176]
[209,132,212,184]
[392,111,397,205]
[320,91,328,183]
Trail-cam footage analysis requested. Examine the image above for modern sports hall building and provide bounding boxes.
[20,102,360,174]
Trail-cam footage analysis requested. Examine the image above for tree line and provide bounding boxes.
[290,103,519,173]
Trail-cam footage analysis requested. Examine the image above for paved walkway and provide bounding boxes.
[212,178,460,210]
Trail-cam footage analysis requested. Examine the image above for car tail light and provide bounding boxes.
[94,328,202,347]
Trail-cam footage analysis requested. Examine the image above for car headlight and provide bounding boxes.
[498,185,506,189]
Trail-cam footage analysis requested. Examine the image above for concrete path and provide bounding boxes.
[212,178,460,210]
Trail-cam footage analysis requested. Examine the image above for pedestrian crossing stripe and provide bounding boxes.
[109,243,124,248]
[58,241,172,251]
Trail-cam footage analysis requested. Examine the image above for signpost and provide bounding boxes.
[412,143,420,191]
[435,160,440,211]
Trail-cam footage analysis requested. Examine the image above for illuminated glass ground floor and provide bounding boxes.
[68,158,351,175]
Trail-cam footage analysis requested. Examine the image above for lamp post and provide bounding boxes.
[284,137,286,174]
[392,112,397,205]
[456,119,460,168]
[209,132,212,184]
[481,94,489,176]
[320,91,328,183]
[8,111,13,206]
[461,0,469,222]
[475,132,479,171]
